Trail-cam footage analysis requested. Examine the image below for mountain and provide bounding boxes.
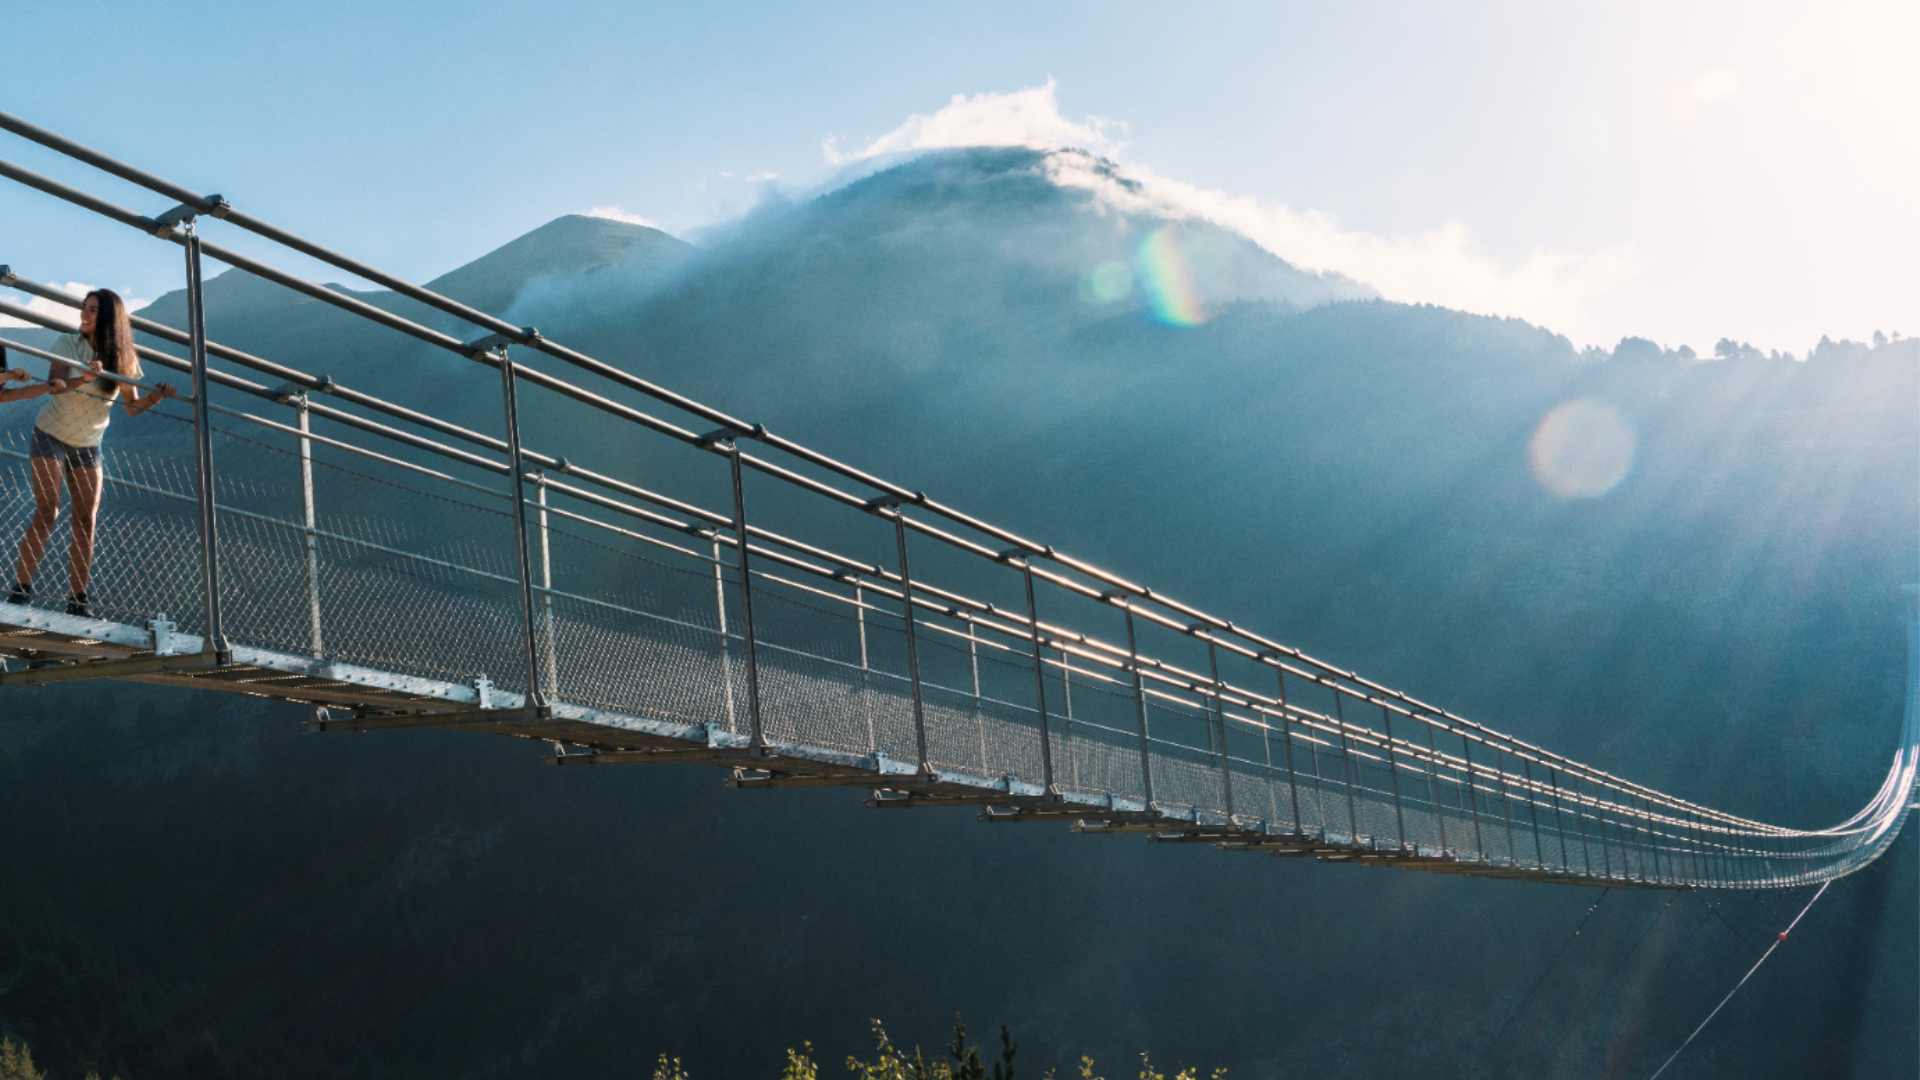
[0,148,1913,1080]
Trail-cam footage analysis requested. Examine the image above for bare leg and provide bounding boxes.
[13,453,65,589]
[65,463,102,596]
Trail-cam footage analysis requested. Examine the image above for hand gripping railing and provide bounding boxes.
[2,109,1913,889]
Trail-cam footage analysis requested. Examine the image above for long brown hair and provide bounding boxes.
[85,288,141,386]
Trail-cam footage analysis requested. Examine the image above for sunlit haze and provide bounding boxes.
[3,1,1913,353]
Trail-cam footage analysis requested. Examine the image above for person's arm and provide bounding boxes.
[0,368,50,403]
[45,341,96,395]
[121,379,176,416]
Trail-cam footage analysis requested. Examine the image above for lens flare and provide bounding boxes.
[1080,259,1133,305]
[1135,226,1207,327]
[1528,399,1636,498]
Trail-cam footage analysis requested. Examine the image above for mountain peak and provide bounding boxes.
[424,214,692,314]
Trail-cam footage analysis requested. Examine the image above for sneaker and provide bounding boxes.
[5,582,27,606]
[66,591,91,618]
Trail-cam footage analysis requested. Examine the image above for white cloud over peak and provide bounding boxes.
[823,78,1128,164]
[1046,157,1641,340]
[0,280,92,330]
[0,281,150,342]
[1688,67,1740,104]
[583,206,661,229]
[824,81,1642,344]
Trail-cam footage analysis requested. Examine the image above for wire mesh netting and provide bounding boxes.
[0,382,1906,892]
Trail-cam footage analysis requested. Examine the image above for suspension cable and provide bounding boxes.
[1645,880,1832,1080]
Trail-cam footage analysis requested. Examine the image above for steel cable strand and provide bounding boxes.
[1644,880,1832,1080]
[1477,888,1614,1064]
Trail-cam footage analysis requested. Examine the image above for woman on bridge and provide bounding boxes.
[6,290,175,617]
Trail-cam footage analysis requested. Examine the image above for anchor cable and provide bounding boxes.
[1482,887,1612,1056]
[1645,879,1832,1080]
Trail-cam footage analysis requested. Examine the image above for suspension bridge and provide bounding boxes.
[0,111,1913,892]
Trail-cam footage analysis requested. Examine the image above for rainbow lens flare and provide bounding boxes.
[1134,225,1207,327]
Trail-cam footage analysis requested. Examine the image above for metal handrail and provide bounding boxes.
[2,110,1912,887]
[0,131,1771,831]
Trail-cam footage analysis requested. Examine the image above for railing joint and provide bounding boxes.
[154,197,222,231]
[465,332,514,358]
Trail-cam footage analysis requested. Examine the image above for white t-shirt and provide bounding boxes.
[34,334,117,449]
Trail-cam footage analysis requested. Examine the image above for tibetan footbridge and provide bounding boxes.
[0,113,1912,891]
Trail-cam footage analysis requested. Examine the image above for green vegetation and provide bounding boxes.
[0,1036,121,1080]
[646,1019,1222,1080]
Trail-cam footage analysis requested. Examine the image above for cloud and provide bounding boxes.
[0,281,153,332]
[1687,67,1740,104]
[1049,158,1642,340]
[824,80,1640,342]
[583,205,661,229]
[823,77,1128,164]
[0,280,91,330]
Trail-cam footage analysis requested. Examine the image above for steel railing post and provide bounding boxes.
[1421,719,1448,854]
[1331,689,1363,846]
[1683,809,1702,885]
[1545,767,1571,873]
[724,442,764,749]
[1020,562,1055,794]
[1059,644,1077,790]
[1642,796,1665,884]
[291,392,322,657]
[1273,669,1304,835]
[496,353,546,711]
[853,581,875,753]
[1520,757,1547,869]
[1122,606,1155,807]
[1566,772,1593,878]
[182,226,227,660]
[1590,779,1613,881]
[1379,703,1407,852]
[1460,734,1485,859]
[1206,641,1236,822]
[1258,695,1277,829]
[534,471,557,696]
[710,537,738,734]
[1674,805,1692,885]
[1609,791,1633,882]
[1499,749,1520,866]
[891,513,929,773]
[1700,811,1719,886]
[967,616,987,772]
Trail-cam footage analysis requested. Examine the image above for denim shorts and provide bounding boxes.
[30,426,102,469]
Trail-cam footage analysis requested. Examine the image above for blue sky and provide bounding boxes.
[3,0,1913,353]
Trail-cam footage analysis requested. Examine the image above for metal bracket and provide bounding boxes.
[153,196,227,234]
[153,204,197,229]
[147,616,178,657]
[471,675,494,710]
[465,333,514,359]
[865,491,923,511]
[699,422,766,448]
